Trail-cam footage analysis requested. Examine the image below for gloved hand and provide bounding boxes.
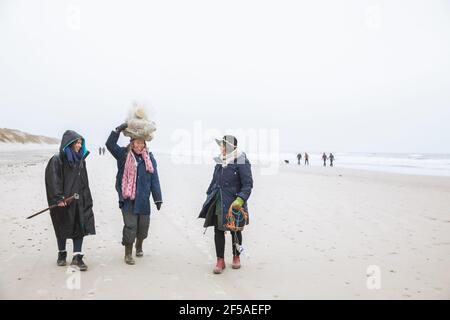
[231,197,244,209]
[115,122,128,133]
[156,202,162,211]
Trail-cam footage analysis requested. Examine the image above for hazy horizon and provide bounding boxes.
[1,0,449,154]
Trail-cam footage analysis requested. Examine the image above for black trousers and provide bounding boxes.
[57,237,83,253]
[213,215,242,258]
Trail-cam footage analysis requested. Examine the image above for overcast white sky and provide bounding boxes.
[0,0,449,154]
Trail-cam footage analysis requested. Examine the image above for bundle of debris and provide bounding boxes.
[122,103,157,141]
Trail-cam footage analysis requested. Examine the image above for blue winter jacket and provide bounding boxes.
[199,152,253,230]
[106,131,162,215]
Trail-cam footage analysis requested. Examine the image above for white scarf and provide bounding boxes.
[219,149,242,167]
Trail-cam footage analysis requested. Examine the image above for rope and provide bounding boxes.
[224,206,248,232]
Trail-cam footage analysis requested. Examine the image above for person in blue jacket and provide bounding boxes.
[199,135,253,274]
[106,123,162,265]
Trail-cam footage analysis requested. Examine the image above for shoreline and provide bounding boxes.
[0,150,449,299]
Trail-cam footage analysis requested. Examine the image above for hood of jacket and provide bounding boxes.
[59,130,89,159]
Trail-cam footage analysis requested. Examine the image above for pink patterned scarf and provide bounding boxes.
[122,146,154,200]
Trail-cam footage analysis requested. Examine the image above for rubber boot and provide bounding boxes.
[70,254,88,271]
[232,255,241,269]
[213,258,226,274]
[57,251,67,267]
[135,238,144,257]
[124,245,135,265]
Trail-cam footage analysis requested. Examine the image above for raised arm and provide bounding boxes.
[106,130,124,160]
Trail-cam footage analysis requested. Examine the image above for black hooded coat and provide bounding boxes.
[45,130,95,239]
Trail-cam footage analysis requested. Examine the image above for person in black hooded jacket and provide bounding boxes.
[45,130,95,271]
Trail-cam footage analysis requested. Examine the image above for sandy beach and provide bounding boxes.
[0,148,449,300]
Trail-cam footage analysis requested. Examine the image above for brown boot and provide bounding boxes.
[213,258,226,274]
[135,238,144,257]
[124,245,135,265]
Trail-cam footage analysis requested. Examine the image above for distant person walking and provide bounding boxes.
[99,147,102,156]
[329,153,335,167]
[102,147,106,155]
[304,152,309,165]
[322,152,327,166]
[297,153,302,165]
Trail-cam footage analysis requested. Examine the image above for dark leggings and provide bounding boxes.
[57,237,84,253]
[213,215,242,258]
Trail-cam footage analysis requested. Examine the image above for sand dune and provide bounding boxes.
[0,128,59,145]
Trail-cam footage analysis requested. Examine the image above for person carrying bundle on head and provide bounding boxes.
[106,105,162,265]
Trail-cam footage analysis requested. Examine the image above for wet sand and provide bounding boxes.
[0,148,449,299]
